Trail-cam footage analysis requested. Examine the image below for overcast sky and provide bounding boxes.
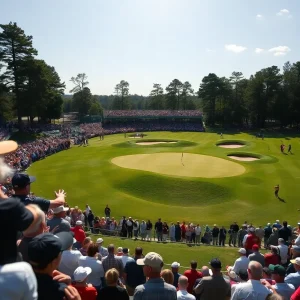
[1,0,299,95]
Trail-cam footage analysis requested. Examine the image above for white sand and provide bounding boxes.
[136,141,177,145]
[218,144,244,148]
[228,156,259,161]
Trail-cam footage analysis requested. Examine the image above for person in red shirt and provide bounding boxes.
[292,286,300,300]
[244,227,261,255]
[264,247,281,267]
[183,260,202,293]
[71,220,86,249]
[72,266,97,300]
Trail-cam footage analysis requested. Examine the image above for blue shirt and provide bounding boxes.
[134,277,177,300]
[284,271,300,289]
[173,272,181,288]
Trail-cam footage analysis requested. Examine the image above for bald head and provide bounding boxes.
[178,275,189,290]
[248,261,263,280]
[201,266,210,276]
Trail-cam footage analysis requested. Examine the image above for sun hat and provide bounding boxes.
[171,262,180,268]
[12,173,36,188]
[73,266,92,282]
[76,220,83,226]
[0,140,18,155]
[268,264,286,276]
[137,252,163,269]
[96,238,104,244]
[52,206,69,214]
[238,248,246,254]
[290,257,300,266]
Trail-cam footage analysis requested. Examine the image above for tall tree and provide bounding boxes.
[149,83,164,109]
[69,73,89,93]
[198,73,221,126]
[165,79,183,110]
[0,22,37,126]
[114,80,129,109]
[181,81,194,110]
[72,87,92,116]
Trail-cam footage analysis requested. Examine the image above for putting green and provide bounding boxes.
[111,153,246,178]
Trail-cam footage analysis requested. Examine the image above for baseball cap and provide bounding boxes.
[267,223,271,226]
[12,173,36,188]
[252,244,259,251]
[171,262,180,268]
[137,252,163,269]
[76,220,83,226]
[238,248,246,254]
[52,206,69,214]
[28,232,73,267]
[73,266,92,282]
[290,257,300,266]
[0,140,18,155]
[123,248,129,254]
[209,258,222,269]
[249,227,255,232]
[269,264,286,276]
[96,238,104,244]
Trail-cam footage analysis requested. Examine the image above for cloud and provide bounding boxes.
[268,46,291,56]
[255,48,264,54]
[225,44,247,53]
[206,48,216,53]
[256,14,263,19]
[276,8,292,18]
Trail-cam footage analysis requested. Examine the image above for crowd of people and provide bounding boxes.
[104,110,203,117]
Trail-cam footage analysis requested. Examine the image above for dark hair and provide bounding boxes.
[263,267,272,277]
[87,243,98,257]
[108,244,115,253]
[135,247,143,256]
[272,248,278,255]
[283,221,287,227]
[238,270,248,281]
[191,260,197,269]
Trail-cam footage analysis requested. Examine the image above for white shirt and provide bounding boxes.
[242,234,249,247]
[79,256,104,287]
[133,221,139,230]
[121,255,134,267]
[85,206,91,215]
[58,250,81,279]
[277,244,289,264]
[195,227,202,235]
[272,283,295,299]
[231,279,271,300]
[177,290,196,300]
[0,262,37,300]
[232,256,250,274]
[127,220,133,227]
[65,216,71,224]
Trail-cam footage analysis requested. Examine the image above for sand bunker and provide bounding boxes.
[218,144,244,149]
[228,156,259,161]
[111,153,245,178]
[136,141,177,145]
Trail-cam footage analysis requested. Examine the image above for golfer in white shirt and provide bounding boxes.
[228,248,250,275]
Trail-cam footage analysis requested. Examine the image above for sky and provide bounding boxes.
[1,0,299,96]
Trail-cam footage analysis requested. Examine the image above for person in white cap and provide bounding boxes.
[95,237,108,258]
[171,261,181,288]
[47,205,71,233]
[285,257,300,289]
[228,248,249,275]
[177,275,195,300]
[72,266,97,299]
[71,220,86,249]
[134,252,177,300]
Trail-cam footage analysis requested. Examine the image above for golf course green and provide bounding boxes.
[29,131,300,225]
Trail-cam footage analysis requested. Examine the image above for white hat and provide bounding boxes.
[276,220,280,223]
[297,222,300,225]
[249,227,255,232]
[171,262,180,268]
[117,247,123,253]
[53,206,69,214]
[96,238,104,244]
[73,266,92,282]
[76,220,83,226]
[291,257,300,266]
[267,223,271,226]
[238,248,246,254]
[137,252,163,269]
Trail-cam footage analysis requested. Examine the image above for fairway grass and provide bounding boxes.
[29,131,300,225]
[111,153,246,178]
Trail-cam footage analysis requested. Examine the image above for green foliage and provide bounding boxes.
[72,87,93,116]
[165,79,183,110]
[114,80,130,109]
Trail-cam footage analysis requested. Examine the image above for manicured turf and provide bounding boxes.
[29,131,300,226]
[111,153,245,178]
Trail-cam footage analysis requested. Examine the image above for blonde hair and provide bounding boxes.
[161,269,174,285]
[105,268,119,285]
